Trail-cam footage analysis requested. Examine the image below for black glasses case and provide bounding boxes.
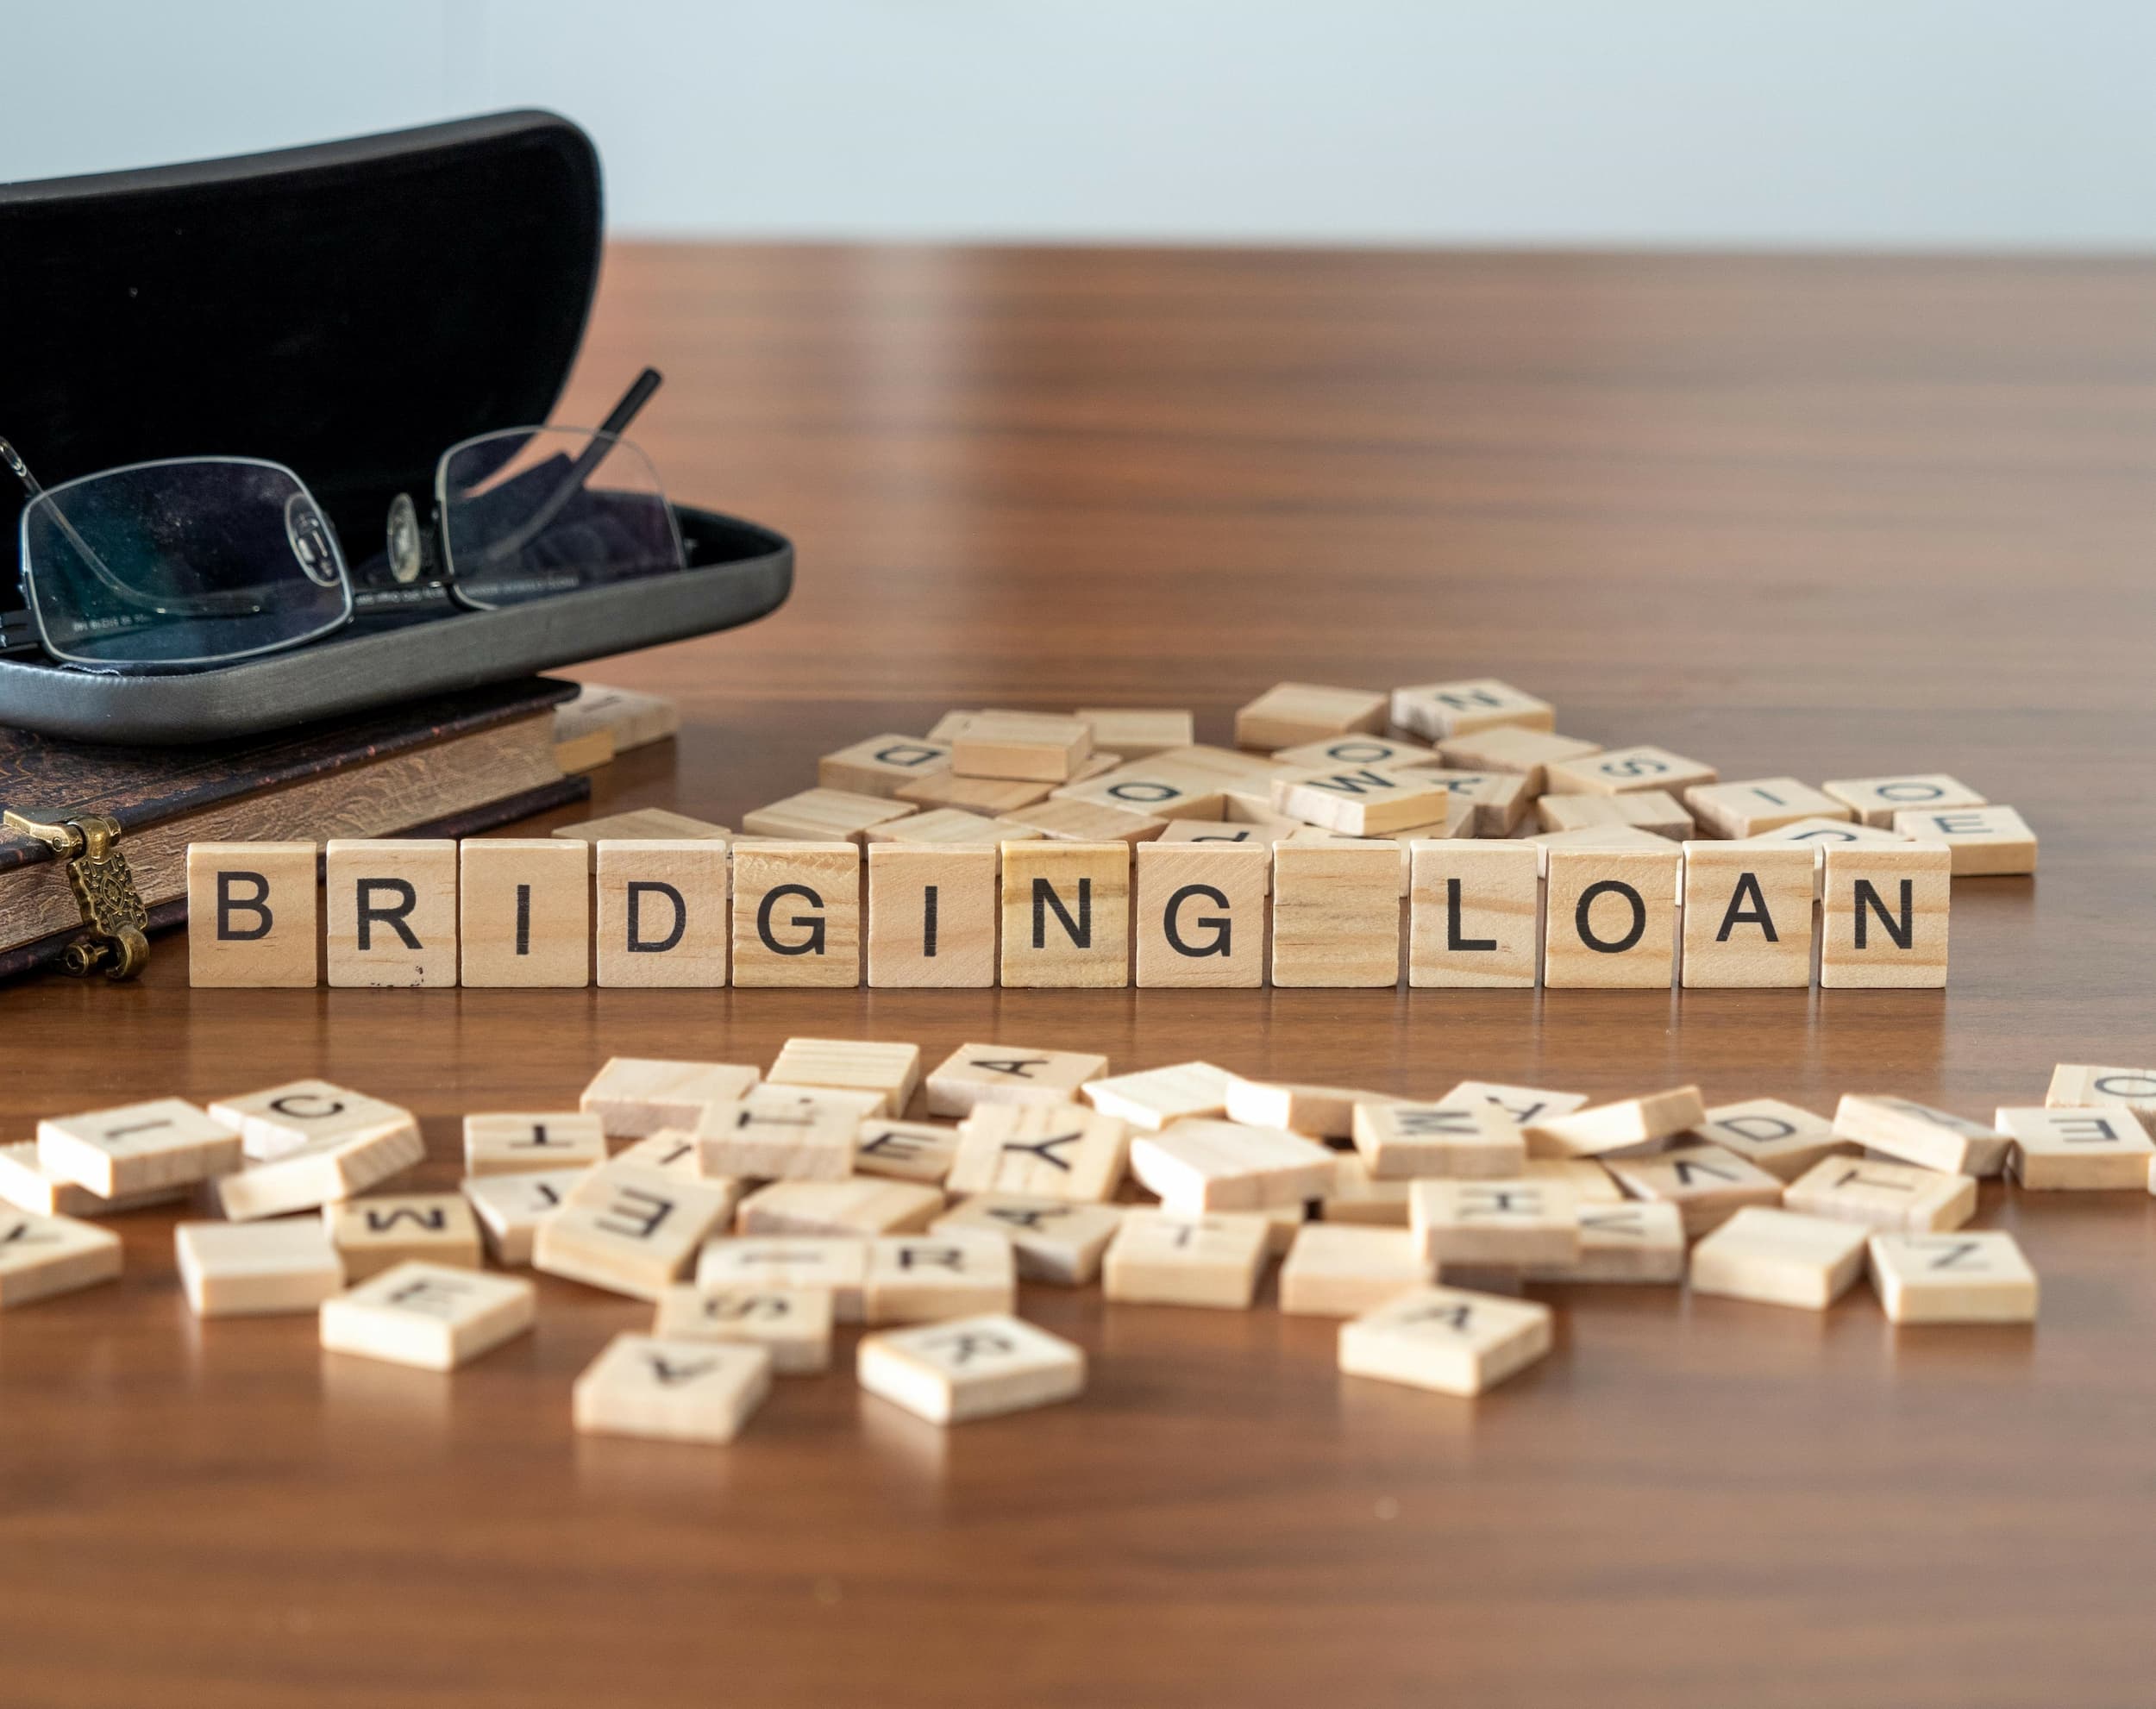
[0,110,790,744]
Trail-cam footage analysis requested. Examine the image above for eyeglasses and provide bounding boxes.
[2,368,684,673]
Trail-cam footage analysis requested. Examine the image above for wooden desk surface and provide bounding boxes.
[3,245,2152,1707]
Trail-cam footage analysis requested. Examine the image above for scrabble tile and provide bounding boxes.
[1258,1200,1309,1258]
[573,1334,773,1442]
[1319,1154,1413,1227]
[1051,763,1226,823]
[1527,823,1680,879]
[209,1080,417,1164]
[1133,842,1268,988]
[1353,1099,1526,1180]
[1543,845,1681,989]
[931,1196,1125,1286]
[1083,1061,1232,1130]
[995,798,1165,846]
[697,1236,871,1321]
[1691,1097,1847,1182]
[925,710,981,742]
[1821,773,1986,829]
[1833,1095,2012,1178]
[324,1193,482,1281]
[1890,804,2037,876]
[594,839,730,987]
[38,1098,241,1197]
[1679,842,1815,988]
[1781,1155,1976,1233]
[1270,838,1400,987]
[894,773,1056,815]
[1278,1224,1432,1317]
[1389,766,1536,836]
[462,1112,606,1177]
[535,1163,738,1299]
[554,682,679,754]
[949,711,1094,783]
[1409,1179,1580,1268]
[1681,778,1848,840]
[1102,1210,1271,1309]
[924,1043,1110,1117]
[461,1168,592,1267]
[1273,766,1457,836]
[610,1132,707,1180]
[1407,839,1539,988]
[186,841,319,987]
[1129,1118,1335,1213]
[1867,1232,2038,1324]
[998,841,1131,986]
[459,838,589,986]
[1520,1158,1626,1203]
[867,808,1024,848]
[1545,745,1718,798]
[1151,743,1297,784]
[1819,842,1951,988]
[1338,1286,1552,1396]
[318,1261,535,1371]
[864,1230,1018,1323]
[1075,708,1195,760]
[1739,817,1913,898]
[767,1037,922,1117]
[950,1103,1129,1202]
[325,837,458,987]
[735,1178,944,1239]
[0,1143,185,1218]
[579,1057,761,1139]
[2046,1063,2156,1117]
[853,1118,962,1184]
[1233,682,1387,751]
[867,844,998,987]
[176,1219,344,1318]
[1275,734,1434,771]
[1601,1143,1783,1237]
[1447,1081,1590,1128]
[1534,791,1693,839]
[1388,678,1554,741]
[1435,727,1601,793]
[731,841,862,987]
[1688,1208,1869,1310]
[818,733,955,798]
[857,1313,1085,1424]
[650,1283,835,1374]
[741,787,915,845]
[1522,1086,1708,1159]
[0,1208,122,1307]
[1153,818,1294,858]
[692,1088,865,1181]
[1996,1105,2153,1189]
[1522,1200,1688,1284]
[214,1121,426,1223]
[550,807,730,845]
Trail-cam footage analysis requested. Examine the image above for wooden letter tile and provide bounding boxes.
[0,1144,185,1219]
[1781,1155,1976,1232]
[853,1118,961,1184]
[1996,1105,2153,1189]
[1522,1086,1707,1159]
[950,711,1094,783]
[1680,843,1814,988]
[767,1037,922,1116]
[857,1313,1085,1423]
[1338,1286,1552,1396]
[1821,773,1986,829]
[931,1197,1125,1286]
[1447,1081,1589,1128]
[993,798,1164,845]
[731,841,862,987]
[1890,804,2036,876]
[999,841,1130,987]
[580,1057,761,1140]
[459,838,589,986]
[1233,681,1387,751]
[1832,1095,2011,1177]
[463,1112,607,1176]
[2046,1063,2156,1117]
[324,1193,482,1281]
[551,807,730,846]
[1270,838,1400,987]
[698,1236,870,1321]
[1319,1154,1411,1226]
[461,1167,592,1267]
[868,808,1019,848]
[318,1261,535,1370]
[38,1098,241,1197]
[1134,842,1267,988]
[1683,778,1850,839]
[595,839,729,987]
[742,787,915,844]
[177,1220,344,1318]
[1602,1143,1783,1237]
[867,844,997,987]
[1688,1208,1868,1310]
[818,734,953,798]
[1545,745,1717,798]
[214,1122,424,1223]
[325,838,457,987]
[187,841,319,987]
[1867,1232,2038,1324]
[534,1162,737,1299]
[1082,1061,1232,1131]
[1274,767,1456,836]
[1388,678,1554,741]
[924,1043,1109,1117]
[1275,734,1432,771]
[692,1088,865,1181]
[1692,1097,1848,1181]
[1353,1098,1526,1180]
[1102,1210,1270,1309]
[573,1334,773,1442]
[1075,708,1195,760]
[894,773,1055,815]
[864,1230,1018,1323]
[1522,1199,1687,1284]
[1407,839,1539,988]
[1534,791,1692,839]
[1410,1179,1580,1268]
[1128,1118,1334,1214]
[1819,842,1951,988]
[950,1102,1128,1202]
[0,1207,122,1307]
[1051,763,1225,822]
[1543,845,1680,989]
[734,1179,943,1240]
[209,1080,417,1163]
[1434,727,1601,793]
[1278,1224,1432,1317]
[650,1283,835,1374]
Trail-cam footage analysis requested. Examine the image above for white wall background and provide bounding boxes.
[5,0,2153,248]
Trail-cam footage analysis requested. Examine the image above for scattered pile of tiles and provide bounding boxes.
[3,1050,2147,1441]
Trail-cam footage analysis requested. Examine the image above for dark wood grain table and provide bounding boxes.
[3,245,2152,1709]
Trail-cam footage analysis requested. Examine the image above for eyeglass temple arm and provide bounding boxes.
[467,368,665,571]
[0,436,169,615]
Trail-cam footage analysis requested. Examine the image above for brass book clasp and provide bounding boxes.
[3,808,149,980]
